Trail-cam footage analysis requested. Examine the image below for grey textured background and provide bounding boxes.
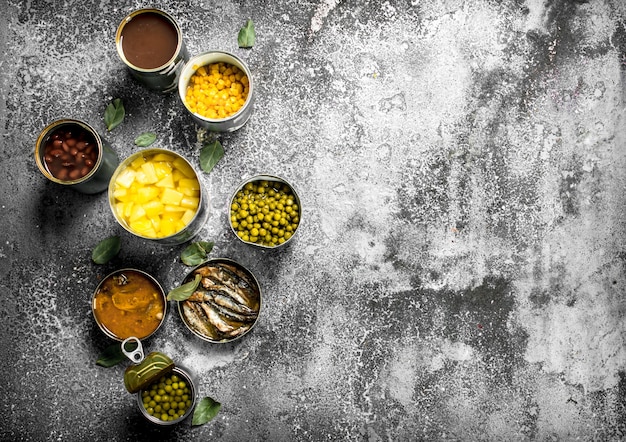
[1,0,625,440]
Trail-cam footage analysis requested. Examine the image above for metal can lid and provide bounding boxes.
[121,337,174,393]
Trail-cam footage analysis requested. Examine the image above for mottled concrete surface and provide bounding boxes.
[1,0,626,440]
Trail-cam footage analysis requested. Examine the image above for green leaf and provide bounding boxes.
[104,98,125,131]
[192,397,221,426]
[238,19,256,48]
[181,241,214,266]
[199,140,224,173]
[167,274,201,301]
[96,341,137,367]
[92,236,121,264]
[134,132,157,147]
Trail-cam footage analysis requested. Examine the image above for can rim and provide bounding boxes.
[107,148,207,244]
[228,174,302,249]
[34,118,104,185]
[115,8,184,73]
[176,258,263,343]
[91,268,168,342]
[177,50,254,123]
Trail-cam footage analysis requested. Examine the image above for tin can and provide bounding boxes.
[177,258,262,343]
[229,174,302,249]
[121,337,198,426]
[34,119,119,194]
[108,148,209,245]
[92,268,168,341]
[178,51,254,132]
[116,8,189,93]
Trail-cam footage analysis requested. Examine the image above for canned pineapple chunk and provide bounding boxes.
[111,151,201,238]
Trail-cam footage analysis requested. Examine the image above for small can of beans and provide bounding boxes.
[178,51,254,132]
[34,119,119,194]
[116,8,189,93]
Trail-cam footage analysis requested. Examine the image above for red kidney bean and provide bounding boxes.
[43,123,99,181]
[69,169,81,180]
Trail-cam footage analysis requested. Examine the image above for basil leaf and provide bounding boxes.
[104,98,125,131]
[192,396,221,426]
[238,19,256,48]
[92,236,121,264]
[167,274,201,301]
[200,140,224,173]
[134,132,157,147]
[96,341,137,367]
[181,241,214,266]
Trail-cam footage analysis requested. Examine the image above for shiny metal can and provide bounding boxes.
[178,51,254,132]
[108,148,209,245]
[34,118,119,194]
[115,8,189,93]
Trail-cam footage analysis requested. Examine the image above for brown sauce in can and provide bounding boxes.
[120,11,178,69]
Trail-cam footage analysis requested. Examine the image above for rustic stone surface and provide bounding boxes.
[1,0,625,440]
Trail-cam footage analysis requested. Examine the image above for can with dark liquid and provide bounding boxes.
[116,8,189,93]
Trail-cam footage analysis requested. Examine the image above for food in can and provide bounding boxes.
[93,269,166,340]
[42,123,98,181]
[119,10,179,70]
[230,178,300,247]
[184,62,250,120]
[111,152,201,239]
[179,260,260,342]
[140,371,192,422]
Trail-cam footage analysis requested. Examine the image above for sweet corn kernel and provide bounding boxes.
[185,61,249,120]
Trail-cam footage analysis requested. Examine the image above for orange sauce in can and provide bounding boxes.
[93,270,165,340]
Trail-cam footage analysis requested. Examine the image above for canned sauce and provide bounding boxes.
[120,11,178,69]
[93,270,165,339]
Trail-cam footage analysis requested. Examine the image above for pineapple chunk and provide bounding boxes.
[136,186,160,204]
[130,204,147,222]
[130,217,154,235]
[115,168,136,188]
[153,161,173,180]
[178,178,200,191]
[140,162,159,184]
[123,201,134,219]
[143,201,164,217]
[180,196,199,210]
[164,204,187,213]
[173,158,196,178]
[131,156,146,169]
[181,209,196,225]
[151,153,176,162]
[113,188,131,202]
[161,188,184,205]
[159,218,178,236]
[155,174,175,189]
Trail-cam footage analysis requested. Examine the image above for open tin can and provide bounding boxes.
[91,268,167,342]
[116,8,189,93]
[178,51,254,132]
[34,119,119,194]
[108,148,209,245]
[122,337,197,426]
[177,258,262,343]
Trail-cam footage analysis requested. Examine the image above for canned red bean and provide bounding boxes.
[35,119,119,194]
[42,125,99,181]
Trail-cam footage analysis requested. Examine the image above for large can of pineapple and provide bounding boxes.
[107,148,208,245]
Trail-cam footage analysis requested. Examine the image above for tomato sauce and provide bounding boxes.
[120,11,179,69]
